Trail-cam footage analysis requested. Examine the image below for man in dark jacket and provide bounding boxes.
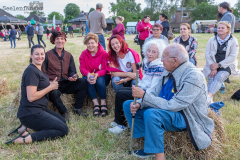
[68,24,73,38]
[9,25,17,48]
[24,21,35,48]
[123,44,214,159]
[44,31,88,122]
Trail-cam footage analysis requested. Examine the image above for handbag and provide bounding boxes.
[165,26,175,40]
[134,35,139,43]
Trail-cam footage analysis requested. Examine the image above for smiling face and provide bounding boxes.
[55,36,66,49]
[152,27,162,38]
[180,25,189,36]
[110,38,122,54]
[87,39,98,53]
[146,44,159,62]
[31,48,45,66]
[217,23,229,36]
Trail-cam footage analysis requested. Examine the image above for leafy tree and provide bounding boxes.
[189,2,218,22]
[64,3,80,23]
[48,11,64,20]
[15,14,25,20]
[233,0,240,18]
[89,8,95,13]
[30,10,45,17]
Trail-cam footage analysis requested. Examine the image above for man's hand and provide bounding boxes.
[68,73,78,81]
[210,63,219,70]
[209,70,217,78]
[132,85,145,98]
[130,102,140,114]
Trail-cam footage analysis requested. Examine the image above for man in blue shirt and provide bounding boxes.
[23,21,35,48]
[68,24,73,38]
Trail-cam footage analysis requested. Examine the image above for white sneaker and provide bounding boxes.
[108,125,127,134]
[110,122,118,128]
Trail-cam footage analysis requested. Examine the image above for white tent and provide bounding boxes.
[192,20,217,33]
[126,21,155,34]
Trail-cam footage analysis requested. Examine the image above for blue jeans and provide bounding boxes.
[123,100,186,153]
[10,37,16,48]
[189,58,196,66]
[98,34,106,50]
[83,75,111,100]
[111,76,136,93]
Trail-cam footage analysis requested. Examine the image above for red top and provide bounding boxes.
[57,27,60,31]
[79,42,108,77]
[0,32,4,37]
[112,23,125,39]
[137,20,152,40]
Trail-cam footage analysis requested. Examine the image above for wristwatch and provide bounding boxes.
[218,63,222,68]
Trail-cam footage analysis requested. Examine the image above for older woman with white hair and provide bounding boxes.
[108,39,167,134]
[203,21,239,100]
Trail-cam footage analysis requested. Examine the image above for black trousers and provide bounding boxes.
[27,35,34,48]
[138,39,145,60]
[37,35,45,46]
[114,87,134,126]
[49,78,88,114]
[19,108,68,142]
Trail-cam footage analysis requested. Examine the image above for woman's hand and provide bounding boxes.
[209,70,217,78]
[210,63,219,71]
[132,85,145,98]
[130,102,140,114]
[50,77,59,90]
[127,72,136,80]
[114,78,125,85]
[87,73,98,84]
[144,27,147,30]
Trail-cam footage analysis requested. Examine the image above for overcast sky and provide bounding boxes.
[1,0,238,19]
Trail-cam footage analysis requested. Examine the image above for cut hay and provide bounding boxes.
[0,78,9,96]
[135,109,225,159]
[11,83,116,112]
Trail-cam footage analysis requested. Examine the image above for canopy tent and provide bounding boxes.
[126,21,155,34]
[30,19,36,25]
[0,15,27,31]
[192,20,218,33]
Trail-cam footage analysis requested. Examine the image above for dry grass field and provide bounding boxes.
[0,33,240,159]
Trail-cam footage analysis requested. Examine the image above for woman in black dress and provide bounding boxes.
[6,44,68,144]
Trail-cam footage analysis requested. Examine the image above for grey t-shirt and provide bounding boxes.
[220,11,235,34]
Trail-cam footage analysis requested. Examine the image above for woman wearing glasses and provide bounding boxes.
[145,23,168,44]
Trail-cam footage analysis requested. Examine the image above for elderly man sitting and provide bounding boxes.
[123,44,214,159]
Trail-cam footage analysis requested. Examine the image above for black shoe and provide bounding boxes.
[8,125,22,136]
[93,105,100,117]
[225,78,230,83]
[44,44,46,48]
[73,108,88,117]
[5,129,29,145]
[101,105,108,117]
[62,111,69,123]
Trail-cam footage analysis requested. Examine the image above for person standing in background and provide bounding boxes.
[65,24,68,35]
[159,13,169,38]
[88,3,107,50]
[137,15,152,59]
[51,26,54,33]
[57,25,60,32]
[46,26,50,39]
[23,21,35,48]
[218,2,235,34]
[9,25,17,49]
[108,16,125,40]
[68,24,74,38]
[86,13,90,36]
[36,21,46,48]
[156,14,162,24]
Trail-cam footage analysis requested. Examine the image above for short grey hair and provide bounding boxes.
[28,21,31,25]
[165,44,189,63]
[11,25,15,29]
[142,39,168,62]
[96,3,103,9]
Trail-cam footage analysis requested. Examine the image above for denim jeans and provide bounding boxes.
[83,75,111,100]
[189,58,196,66]
[10,37,16,48]
[123,100,186,153]
[98,34,106,50]
[37,35,45,46]
[111,76,136,93]
[19,108,68,142]
[27,35,35,48]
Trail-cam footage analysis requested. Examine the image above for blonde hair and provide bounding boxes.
[83,33,98,45]
[180,23,191,30]
[117,16,124,23]
[218,21,231,34]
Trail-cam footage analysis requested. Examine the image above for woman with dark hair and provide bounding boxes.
[137,15,152,59]
[80,33,110,117]
[218,2,235,34]
[108,16,125,40]
[107,35,143,93]
[6,44,68,144]
[159,13,169,38]
[173,23,198,66]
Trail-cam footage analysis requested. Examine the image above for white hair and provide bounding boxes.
[166,44,189,63]
[142,39,168,63]
[28,21,31,25]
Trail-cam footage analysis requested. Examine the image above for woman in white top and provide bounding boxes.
[107,35,142,93]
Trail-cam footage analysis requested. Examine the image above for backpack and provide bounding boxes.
[165,26,175,40]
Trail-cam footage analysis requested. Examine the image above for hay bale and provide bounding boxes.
[135,109,225,159]
[11,90,21,107]
[0,78,9,96]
